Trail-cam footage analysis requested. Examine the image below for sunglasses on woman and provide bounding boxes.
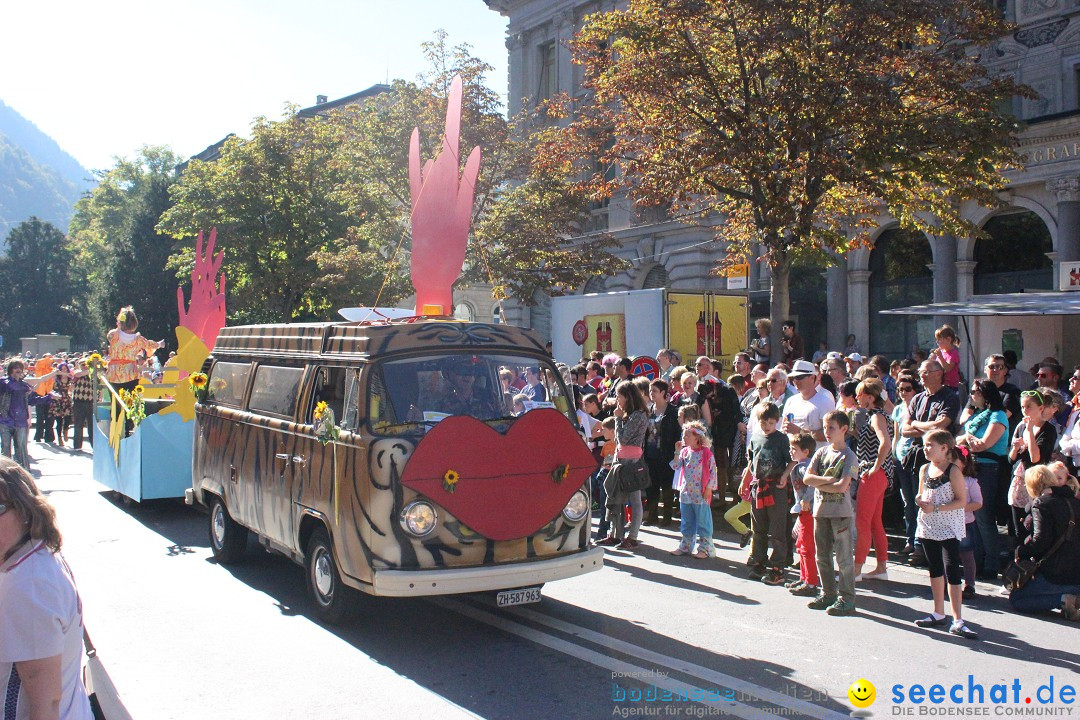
[1021,390,1045,405]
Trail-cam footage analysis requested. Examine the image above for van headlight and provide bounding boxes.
[400,501,438,537]
[562,490,590,522]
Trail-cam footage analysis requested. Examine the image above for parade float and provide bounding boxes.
[92,230,226,502]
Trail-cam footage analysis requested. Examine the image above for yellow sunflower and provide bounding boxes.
[189,372,208,389]
[314,401,328,420]
[442,469,460,494]
[133,385,145,396]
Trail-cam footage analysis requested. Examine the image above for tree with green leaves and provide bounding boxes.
[68,146,180,345]
[0,217,81,344]
[544,0,1030,360]
[159,32,623,324]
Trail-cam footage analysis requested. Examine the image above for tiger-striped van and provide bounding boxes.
[187,319,603,622]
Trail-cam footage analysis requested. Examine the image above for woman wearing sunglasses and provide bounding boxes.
[0,458,92,719]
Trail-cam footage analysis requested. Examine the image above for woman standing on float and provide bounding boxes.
[105,306,163,426]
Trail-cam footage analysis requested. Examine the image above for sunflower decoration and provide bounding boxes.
[442,469,460,494]
[313,401,340,445]
[188,372,210,401]
[118,386,147,428]
[552,464,570,484]
[85,353,105,381]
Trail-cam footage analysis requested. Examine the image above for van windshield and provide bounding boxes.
[368,354,574,434]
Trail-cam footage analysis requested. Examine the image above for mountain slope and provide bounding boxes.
[0,99,93,241]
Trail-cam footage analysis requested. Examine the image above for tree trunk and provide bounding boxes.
[769,254,791,366]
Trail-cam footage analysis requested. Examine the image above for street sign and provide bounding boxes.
[725,263,749,290]
[630,355,660,380]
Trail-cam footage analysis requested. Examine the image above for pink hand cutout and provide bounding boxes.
[177,228,227,349]
[409,74,482,314]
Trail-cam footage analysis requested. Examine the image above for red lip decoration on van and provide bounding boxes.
[399,408,598,541]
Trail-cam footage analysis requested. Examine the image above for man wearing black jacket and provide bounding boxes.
[645,379,681,526]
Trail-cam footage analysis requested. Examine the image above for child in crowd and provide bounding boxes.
[786,433,820,597]
[669,421,717,558]
[1049,460,1080,498]
[592,417,617,540]
[803,411,858,616]
[740,402,794,585]
[957,447,983,598]
[678,403,701,427]
[914,430,977,639]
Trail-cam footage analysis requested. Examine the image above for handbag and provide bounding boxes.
[83,628,134,720]
[1003,499,1075,592]
[612,457,651,493]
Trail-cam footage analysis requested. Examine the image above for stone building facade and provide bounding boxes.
[482,0,737,345]
[485,0,1080,367]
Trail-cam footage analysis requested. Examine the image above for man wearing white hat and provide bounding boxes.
[781,360,835,448]
[845,353,864,377]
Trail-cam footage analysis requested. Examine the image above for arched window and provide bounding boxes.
[641,263,669,290]
[868,228,933,359]
[453,303,475,322]
[492,305,502,324]
[975,211,1052,295]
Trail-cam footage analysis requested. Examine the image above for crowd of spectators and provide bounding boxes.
[570,321,1080,627]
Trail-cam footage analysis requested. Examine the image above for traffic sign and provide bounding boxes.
[630,355,660,380]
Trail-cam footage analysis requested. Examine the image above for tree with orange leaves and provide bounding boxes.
[541,0,1031,360]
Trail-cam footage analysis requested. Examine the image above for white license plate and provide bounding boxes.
[496,586,542,607]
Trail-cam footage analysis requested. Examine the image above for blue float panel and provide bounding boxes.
[92,406,193,501]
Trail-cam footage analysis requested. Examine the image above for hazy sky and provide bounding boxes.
[0,0,509,172]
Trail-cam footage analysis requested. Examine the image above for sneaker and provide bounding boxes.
[748,568,765,582]
[898,544,914,556]
[826,599,857,616]
[808,594,837,610]
[670,548,689,556]
[617,539,636,550]
[692,550,710,559]
[784,579,803,589]
[791,583,820,597]
[950,620,979,640]
[597,536,620,547]
[963,585,976,599]
[762,570,786,586]
[914,614,949,628]
[739,532,752,548]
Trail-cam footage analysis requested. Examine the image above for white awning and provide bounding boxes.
[879,291,1080,316]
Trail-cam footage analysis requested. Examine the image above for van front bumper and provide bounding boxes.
[371,547,604,597]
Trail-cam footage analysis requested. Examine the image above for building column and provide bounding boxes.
[956,260,977,301]
[930,234,958,303]
[1047,179,1080,283]
[826,264,849,351]
[554,11,574,114]
[506,31,528,114]
[847,270,872,357]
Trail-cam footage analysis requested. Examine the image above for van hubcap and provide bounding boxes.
[314,550,334,599]
[212,505,226,547]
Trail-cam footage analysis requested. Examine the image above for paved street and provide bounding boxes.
[27,443,1079,720]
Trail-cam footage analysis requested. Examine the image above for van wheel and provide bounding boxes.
[306,527,351,624]
[209,496,247,563]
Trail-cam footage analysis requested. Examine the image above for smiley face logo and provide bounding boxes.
[848,679,876,709]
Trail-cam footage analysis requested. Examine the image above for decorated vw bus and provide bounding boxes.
[188,318,602,621]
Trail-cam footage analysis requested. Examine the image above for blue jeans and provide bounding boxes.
[0,424,30,470]
[1009,573,1080,614]
[974,461,1001,574]
[894,462,918,547]
[678,500,715,555]
[592,468,610,538]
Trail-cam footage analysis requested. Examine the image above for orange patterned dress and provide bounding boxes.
[106,329,158,385]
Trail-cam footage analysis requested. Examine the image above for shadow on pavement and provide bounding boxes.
[207,548,848,719]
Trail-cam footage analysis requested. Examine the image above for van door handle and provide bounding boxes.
[275,453,291,463]
[292,455,306,465]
